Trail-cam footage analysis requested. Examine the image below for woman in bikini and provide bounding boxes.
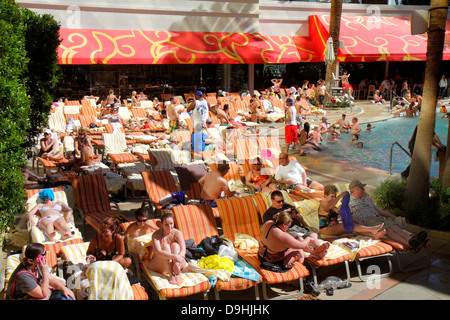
[318,185,386,239]
[147,213,187,285]
[27,189,73,241]
[245,157,277,193]
[258,211,330,269]
[86,217,132,270]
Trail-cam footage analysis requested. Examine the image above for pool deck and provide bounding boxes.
[4,99,450,302]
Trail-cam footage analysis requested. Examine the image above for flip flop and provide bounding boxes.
[409,231,428,253]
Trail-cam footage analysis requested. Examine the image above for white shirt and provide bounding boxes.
[286,105,297,126]
[275,161,305,185]
[192,98,209,131]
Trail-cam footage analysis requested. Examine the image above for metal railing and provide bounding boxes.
[389,142,411,175]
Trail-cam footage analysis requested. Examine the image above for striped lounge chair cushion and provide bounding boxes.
[108,152,138,164]
[38,157,70,168]
[140,262,211,299]
[60,242,90,264]
[141,170,179,208]
[70,174,129,232]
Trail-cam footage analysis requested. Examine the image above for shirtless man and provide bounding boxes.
[124,207,158,240]
[147,213,187,285]
[248,95,260,123]
[350,117,361,134]
[333,113,351,133]
[318,185,386,239]
[167,96,180,133]
[341,70,354,99]
[198,162,239,207]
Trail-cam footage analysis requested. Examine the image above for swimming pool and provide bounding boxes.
[321,114,449,177]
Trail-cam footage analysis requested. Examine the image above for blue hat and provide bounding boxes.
[39,189,55,201]
[286,97,295,104]
[194,91,203,96]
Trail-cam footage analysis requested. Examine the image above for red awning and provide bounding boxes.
[58,29,321,65]
[309,15,450,62]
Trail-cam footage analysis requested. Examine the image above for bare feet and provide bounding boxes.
[314,242,330,260]
[373,229,387,240]
[169,274,182,286]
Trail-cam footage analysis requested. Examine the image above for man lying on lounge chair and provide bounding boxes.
[348,179,429,253]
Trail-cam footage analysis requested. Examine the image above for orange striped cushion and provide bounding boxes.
[216,196,261,242]
[306,254,351,267]
[44,238,84,257]
[108,153,138,163]
[131,284,149,300]
[381,239,408,251]
[356,242,393,258]
[141,170,178,207]
[252,192,269,218]
[236,248,309,284]
[38,157,70,168]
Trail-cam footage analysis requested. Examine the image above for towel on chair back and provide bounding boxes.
[339,193,354,233]
[86,261,133,300]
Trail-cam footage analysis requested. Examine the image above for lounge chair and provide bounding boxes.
[141,170,179,214]
[148,147,191,171]
[70,173,129,234]
[235,138,258,163]
[171,203,262,299]
[216,196,310,300]
[103,132,138,164]
[25,187,84,257]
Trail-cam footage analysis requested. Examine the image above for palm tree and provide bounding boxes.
[324,0,343,105]
[404,0,448,215]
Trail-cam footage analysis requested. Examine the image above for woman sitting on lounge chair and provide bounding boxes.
[258,211,330,269]
[86,217,132,270]
[39,130,63,161]
[147,213,187,285]
[318,185,387,239]
[27,189,73,241]
[245,157,277,192]
[6,243,75,300]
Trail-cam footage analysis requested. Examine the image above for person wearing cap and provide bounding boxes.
[39,130,63,160]
[284,97,306,156]
[187,90,209,132]
[27,189,73,241]
[348,180,429,252]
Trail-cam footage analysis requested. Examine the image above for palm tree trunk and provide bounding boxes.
[324,0,343,105]
[404,0,448,215]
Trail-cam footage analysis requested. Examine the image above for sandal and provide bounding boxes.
[409,231,428,253]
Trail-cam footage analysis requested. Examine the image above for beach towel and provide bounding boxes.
[233,233,259,250]
[141,263,209,289]
[86,261,133,300]
[232,259,260,282]
[331,236,380,261]
[127,234,154,260]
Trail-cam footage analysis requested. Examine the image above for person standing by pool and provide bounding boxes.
[439,75,447,99]
[284,97,306,156]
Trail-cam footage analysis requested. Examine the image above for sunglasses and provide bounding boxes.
[136,218,148,223]
[274,199,284,203]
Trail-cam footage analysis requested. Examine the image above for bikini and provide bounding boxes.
[39,204,63,222]
[258,224,288,264]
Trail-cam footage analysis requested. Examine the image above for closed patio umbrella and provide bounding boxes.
[324,37,335,65]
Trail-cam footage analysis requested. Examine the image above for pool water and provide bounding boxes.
[321,114,449,177]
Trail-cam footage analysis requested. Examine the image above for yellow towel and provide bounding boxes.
[127,234,154,260]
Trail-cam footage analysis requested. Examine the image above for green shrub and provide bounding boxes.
[370,178,407,212]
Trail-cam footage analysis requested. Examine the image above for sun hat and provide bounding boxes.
[349,180,366,192]
[39,189,55,201]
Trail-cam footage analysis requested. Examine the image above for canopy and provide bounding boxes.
[309,14,450,62]
[58,28,322,65]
